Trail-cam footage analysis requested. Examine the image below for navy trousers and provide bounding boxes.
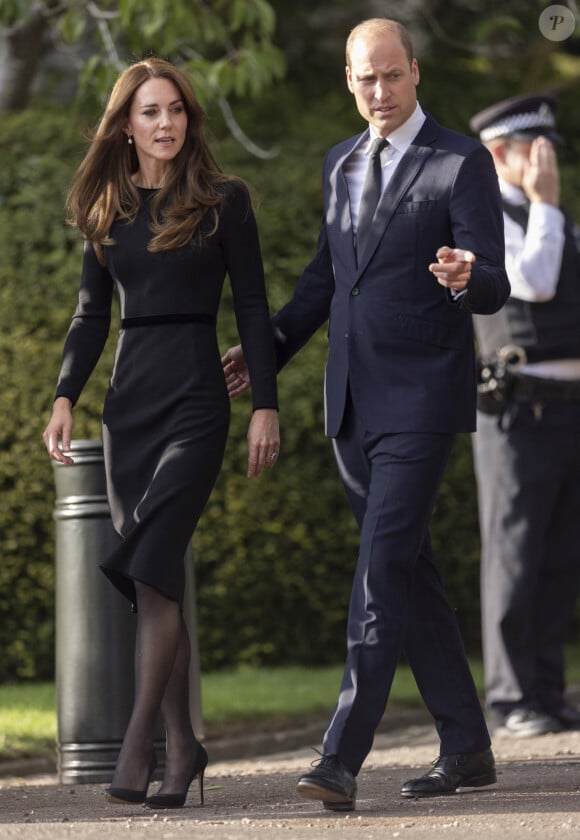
[323,393,490,775]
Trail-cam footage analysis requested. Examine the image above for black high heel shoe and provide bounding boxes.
[106,753,157,805]
[145,744,208,809]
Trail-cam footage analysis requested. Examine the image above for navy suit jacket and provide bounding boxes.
[273,114,510,437]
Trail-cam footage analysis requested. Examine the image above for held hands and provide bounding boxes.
[221,344,251,398]
[221,345,280,478]
[42,397,75,465]
[429,247,475,292]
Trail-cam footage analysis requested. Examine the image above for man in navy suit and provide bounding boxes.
[222,18,509,809]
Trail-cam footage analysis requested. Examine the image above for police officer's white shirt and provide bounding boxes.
[500,179,565,302]
[500,179,580,380]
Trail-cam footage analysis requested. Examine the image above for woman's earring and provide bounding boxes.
[127,135,133,145]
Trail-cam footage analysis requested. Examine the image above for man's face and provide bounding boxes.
[502,139,533,187]
[346,32,419,137]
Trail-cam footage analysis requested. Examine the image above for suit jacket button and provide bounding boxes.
[351,287,360,296]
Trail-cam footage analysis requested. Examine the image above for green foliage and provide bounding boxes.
[0,99,485,683]
[1,1,285,113]
[6,646,580,761]
[0,103,351,680]
[53,0,286,108]
[0,111,114,681]
[2,2,580,680]
[0,0,33,25]
[193,114,361,670]
[0,681,56,759]
[0,660,460,759]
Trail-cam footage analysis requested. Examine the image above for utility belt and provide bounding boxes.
[511,374,580,403]
[477,345,580,415]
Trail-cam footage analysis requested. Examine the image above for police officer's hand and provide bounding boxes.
[522,136,559,207]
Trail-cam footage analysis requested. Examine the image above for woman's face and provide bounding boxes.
[125,77,188,171]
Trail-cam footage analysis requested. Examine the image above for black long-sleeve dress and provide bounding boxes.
[55,181,278,607]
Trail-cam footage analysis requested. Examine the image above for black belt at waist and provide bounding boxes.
[512,373,580,403]
[121,313,216,328]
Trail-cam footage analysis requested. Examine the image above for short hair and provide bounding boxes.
[346,18,415,67]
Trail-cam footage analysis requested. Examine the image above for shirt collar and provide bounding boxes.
[499,178,528,206]
[366,102,426,155]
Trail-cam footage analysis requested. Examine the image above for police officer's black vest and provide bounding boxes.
[474,201,580,362]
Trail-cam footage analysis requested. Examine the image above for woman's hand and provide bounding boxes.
[246,408,280,478]
[42,397,75,465]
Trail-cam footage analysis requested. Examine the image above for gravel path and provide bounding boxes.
[1,715,579,839]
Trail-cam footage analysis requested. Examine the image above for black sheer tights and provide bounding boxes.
[110,581,200,794]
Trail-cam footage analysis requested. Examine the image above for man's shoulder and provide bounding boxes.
[326,132,365,161]
[424,116,485,157]
[322,121,488,163]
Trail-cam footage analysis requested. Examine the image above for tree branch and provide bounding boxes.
[86,1,124,71]
[183,46,279,160]
[216,97,279,159]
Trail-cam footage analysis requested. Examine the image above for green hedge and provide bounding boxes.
[0,111,110,681]
[0,103,492,681]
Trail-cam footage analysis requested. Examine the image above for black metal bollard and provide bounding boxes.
[53,439,203,784]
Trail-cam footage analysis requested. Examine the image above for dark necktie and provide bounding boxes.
[357,137,388,259]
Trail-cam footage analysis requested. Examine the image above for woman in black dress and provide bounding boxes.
[43,58,279,808]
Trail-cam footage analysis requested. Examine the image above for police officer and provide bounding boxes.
[470,94,580,737]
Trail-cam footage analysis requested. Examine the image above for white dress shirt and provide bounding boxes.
[343,103,427,236]
[342,104,468,300]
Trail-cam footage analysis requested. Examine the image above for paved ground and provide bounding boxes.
[1,708,580,839]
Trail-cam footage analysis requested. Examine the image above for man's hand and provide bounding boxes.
[429,247,475,292]
[221,344,251,398]
[522,136,559,207]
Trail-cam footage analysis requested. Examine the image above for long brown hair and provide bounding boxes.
[66,57,236,263]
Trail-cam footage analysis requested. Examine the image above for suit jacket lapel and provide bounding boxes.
[356,116,438,277]
[328,132,368,276]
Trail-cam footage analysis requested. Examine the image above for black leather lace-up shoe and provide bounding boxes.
[400,748,497,798]
[296,754,357,811]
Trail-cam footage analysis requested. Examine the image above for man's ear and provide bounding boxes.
[345,65,354,94]
[486,139,508,165]
[411,58,420,87]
